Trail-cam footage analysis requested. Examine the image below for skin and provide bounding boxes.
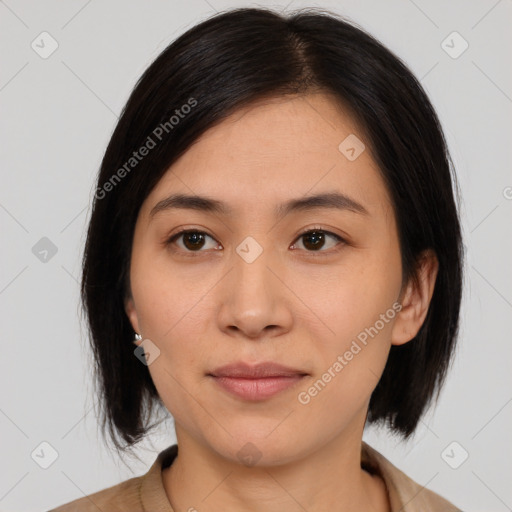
[125,92,438,512]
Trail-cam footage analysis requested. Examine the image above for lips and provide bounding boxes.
[208,362,308,401]
[208,361,308,379]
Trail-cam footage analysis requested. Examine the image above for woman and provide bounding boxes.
[50,6,464,511]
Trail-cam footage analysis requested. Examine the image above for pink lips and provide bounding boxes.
[208,362,308,401]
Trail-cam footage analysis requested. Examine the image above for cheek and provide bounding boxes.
[130,254,215,372]
[294,301,395,439]
[298,251,401,401]
[304,255,401,344]
[131,248,211,341]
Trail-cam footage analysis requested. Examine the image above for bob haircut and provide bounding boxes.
[81,7,464,452]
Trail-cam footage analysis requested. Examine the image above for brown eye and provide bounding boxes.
[166,228,345,255]
[182,231,206,250]
[292,230,344,252]
[167,230,219,252]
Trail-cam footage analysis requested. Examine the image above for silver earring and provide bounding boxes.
[134,333,142,341]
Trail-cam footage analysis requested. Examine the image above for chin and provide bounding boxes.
[208,431,307,468]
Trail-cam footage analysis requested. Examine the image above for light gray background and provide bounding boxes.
[1,1,511,511]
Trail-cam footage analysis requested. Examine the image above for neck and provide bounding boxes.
[162,427,390,512]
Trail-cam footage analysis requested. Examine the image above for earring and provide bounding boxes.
[134,333,142,344]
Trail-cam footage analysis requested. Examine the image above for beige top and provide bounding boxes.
[49,442,461,511]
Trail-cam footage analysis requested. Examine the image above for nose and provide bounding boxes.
[216,242,293,340]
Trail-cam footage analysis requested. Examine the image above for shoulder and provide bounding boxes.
[47,474,143,512]
[362,442,463,511]
[47,444,178,512]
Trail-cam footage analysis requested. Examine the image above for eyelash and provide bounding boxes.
[165,227,346,256]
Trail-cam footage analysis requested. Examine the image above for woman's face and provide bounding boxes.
[126,93,417,464]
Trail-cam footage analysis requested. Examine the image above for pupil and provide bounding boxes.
[184,232,205,250]
[304,231,324,250]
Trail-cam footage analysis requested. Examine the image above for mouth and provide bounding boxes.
[207,362,309,401]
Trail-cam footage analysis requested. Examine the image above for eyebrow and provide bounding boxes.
[149,191,369,219]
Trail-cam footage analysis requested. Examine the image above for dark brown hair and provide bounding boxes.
[81,7,464,453]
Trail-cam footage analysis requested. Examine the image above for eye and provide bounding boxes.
[165,228,345,254]
[291,228,345,253]
[166,230,220,252]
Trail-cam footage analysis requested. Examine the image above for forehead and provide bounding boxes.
[142,93,392,219]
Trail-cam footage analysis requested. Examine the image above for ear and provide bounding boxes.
[391,249,439,346]
[124,295,142,346]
